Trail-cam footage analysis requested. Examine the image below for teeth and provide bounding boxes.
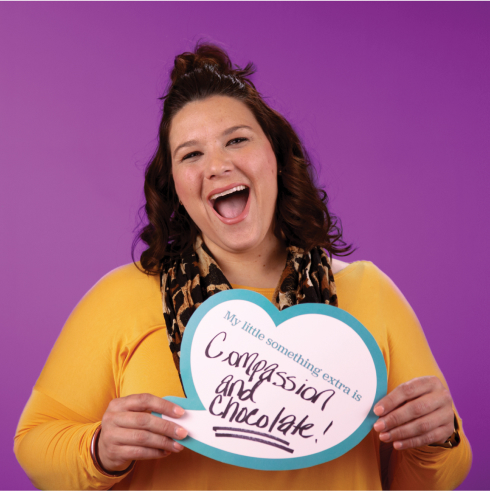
[210,185,247,201]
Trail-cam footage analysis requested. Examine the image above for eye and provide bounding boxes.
[227,137,248,146]
[182,151,202,161]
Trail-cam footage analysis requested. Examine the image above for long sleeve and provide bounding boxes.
[379,269,472,490]
[15,390,123,490]
[15,261,471,490]
[14,264,166,490]
[337,262,472,490]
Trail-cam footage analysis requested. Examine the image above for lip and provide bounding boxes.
[207,182,251,225]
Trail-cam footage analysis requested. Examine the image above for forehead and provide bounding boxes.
[169,96,259,147]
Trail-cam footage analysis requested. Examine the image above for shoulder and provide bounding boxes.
[330,257,350,275]
[334,260,415,322]
[331,258,385,283]
[331,258,394,283]
[333,261,423,361]
[85,262,161,304]
[334,260,405,304]
[68,263,164,339]
[36,263,166,415]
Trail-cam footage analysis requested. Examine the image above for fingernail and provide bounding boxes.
[173,441,184,451]
[373,406,384,416]
[175,427,188,439]
[373,420,385,432]
[393,442,402,450]
[173,406,185,416]
[379,432,391,442]
[163,451,171,457]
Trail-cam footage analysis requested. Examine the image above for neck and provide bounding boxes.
[203,235,288,289]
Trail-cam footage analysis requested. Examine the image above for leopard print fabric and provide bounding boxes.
[161,235,338,378]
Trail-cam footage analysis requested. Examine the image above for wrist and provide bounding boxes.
[429,416,461,449]
[90,424,135,477]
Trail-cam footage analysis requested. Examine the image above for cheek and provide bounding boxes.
[173,175,185,198]
[173,168,201,204]
[265,145,278,176]
[266,155,278,189]
[250,144,277,178]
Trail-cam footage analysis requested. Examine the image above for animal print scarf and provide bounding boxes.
[161,235,338,379]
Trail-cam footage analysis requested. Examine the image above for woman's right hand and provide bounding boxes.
[97,393,188,473]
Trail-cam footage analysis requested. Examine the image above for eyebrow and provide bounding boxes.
[223,125,253,136]
[172,125,253,159]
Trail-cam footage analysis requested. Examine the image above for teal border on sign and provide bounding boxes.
[158,289,387,471]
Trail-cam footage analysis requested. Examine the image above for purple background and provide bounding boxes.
[1,2,488,489]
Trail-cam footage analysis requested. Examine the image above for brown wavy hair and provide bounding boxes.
[133,42,353,274]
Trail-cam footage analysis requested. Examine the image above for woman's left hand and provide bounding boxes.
[373,376,455,450]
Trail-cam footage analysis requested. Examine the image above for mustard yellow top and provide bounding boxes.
[14,261,471,490]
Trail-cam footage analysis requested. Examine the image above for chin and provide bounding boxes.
[206,229,265,254]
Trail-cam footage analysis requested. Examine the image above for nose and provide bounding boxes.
[204,149,233,180]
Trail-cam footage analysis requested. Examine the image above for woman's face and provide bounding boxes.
[169,95,279,256]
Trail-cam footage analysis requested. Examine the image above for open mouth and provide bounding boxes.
[210,185,250,220]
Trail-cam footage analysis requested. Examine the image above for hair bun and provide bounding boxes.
[170,42,253,86]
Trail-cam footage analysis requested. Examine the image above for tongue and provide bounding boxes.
[214,191,248,219]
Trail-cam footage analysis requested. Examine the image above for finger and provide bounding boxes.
[112,411,188,439]
[377,406,453,444]
[374,390,448,433]
[391,422,455,450]
[110,393,185,418]
[104,427,186,453]
[373,376,442,417]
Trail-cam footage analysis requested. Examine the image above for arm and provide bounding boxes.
[14,265,185,489]
[15,390,120,490]
[368,265,472,490]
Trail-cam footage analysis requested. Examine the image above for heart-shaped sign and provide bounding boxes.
[154,289,387,470]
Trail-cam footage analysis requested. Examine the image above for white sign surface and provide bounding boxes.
[155,289,387,470]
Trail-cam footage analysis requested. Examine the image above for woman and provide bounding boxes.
[15,44,471,489]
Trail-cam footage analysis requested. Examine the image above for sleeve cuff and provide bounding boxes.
[89,424,135,480]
